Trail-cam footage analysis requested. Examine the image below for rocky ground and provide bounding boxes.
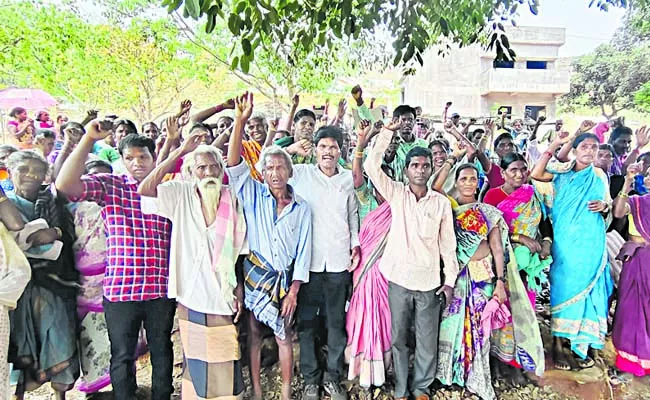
[16,300,650,400]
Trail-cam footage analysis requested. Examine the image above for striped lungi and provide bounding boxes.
[177,304,244,399]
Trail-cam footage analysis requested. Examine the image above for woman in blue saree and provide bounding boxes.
[530,132,614,371]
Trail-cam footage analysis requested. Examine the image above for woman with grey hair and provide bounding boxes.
[4,151,79,400]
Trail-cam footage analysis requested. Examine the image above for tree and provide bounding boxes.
[162,0,640,74]
[0,1,206,122]
[560,43,650,118]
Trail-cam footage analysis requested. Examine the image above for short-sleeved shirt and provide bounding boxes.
[73,174,172,302]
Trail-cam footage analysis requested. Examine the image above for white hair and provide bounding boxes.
[6,150,48,171]
[255,145,293,176]
[183,145,225,179]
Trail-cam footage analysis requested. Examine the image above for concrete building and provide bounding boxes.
[401,26,571,121]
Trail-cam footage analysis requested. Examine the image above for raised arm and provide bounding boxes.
[624,126,649,171]
[432,147,465,193]
[556,120,595,162]
[139,118,203,198]
[0,186,24,231]
[363,122,401,202]
[227,93,254,167]
[52,124,84,180]
[475,120,493,172]
[613,163,640,218]
[352,120,378,188]
[80,109,99,127]
[282,94,300,132]
[190,98,234,124]
[530,133,571,183]
[55,120,112,198]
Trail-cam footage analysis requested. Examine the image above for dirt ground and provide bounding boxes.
[15,304,650,400]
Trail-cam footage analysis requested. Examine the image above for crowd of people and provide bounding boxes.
[0,84,649,400]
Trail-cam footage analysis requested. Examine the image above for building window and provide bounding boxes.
[493,60,514,69]
[526,61,548,70]
[525,105,546,120]
[497,106,513,116]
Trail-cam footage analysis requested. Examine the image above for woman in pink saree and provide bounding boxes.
[345,199,392,388]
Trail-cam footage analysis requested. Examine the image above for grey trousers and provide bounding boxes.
[388,281,443,398]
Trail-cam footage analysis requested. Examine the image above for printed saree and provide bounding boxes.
[612,194,650,376]
[345,202,392,387]
[546,163,614,359]
[436,203,544,400]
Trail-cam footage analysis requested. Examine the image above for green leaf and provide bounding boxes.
[236,2,246,14]
[231,55,239,70]
[240,55,250,73]
[242,38,252,55]
[206,13,217,33]
[185,0,200,19]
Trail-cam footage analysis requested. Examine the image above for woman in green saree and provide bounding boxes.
[436,164,545,400]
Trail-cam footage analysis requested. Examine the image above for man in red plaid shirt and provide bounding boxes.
[56,121,175,400]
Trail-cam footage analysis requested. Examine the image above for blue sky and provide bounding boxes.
[516,0,626,57]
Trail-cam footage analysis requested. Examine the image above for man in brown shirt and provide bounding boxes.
[364,121,459,400]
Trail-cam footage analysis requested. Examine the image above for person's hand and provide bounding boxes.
[287,139,312,157]
[351,85,363,106]
[451,143,467,160]
[280,290,298,321]
[578,120,596,133]
[549,131,571,150]
[222,98,235,110]
[626,161,644,179]
[436,285,454,308]
[469,117,477,125]
[86,109,99,120]
[384,119,402,132]
[635,125,649,150]
[178,113,190,128]
[445,101,452,109]
[177,99,192,118]
[540,240,552,260]
[337,99,347,119]
[291,94,300,108]
[86,119,113,142]
[269,118,280,130]
[235,92,254,121]
[519,234,542,254]
[27,228,59,246]
[588,200,608,213]
[536,115,546,125]
[493,281,507,304]
[372,120,384,135]
[484,118,495,133]
[164,116,181,142]
[233,284,244,323]
[356,120,372,148]
[349,246,361,272]
[179,131,204,156]
[63,125,84,145]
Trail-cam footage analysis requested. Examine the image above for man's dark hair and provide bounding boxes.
[85,159,113,174]
[118,134,156,157]
[455,163,480,181]
[189,122,212,134]
[599,143,616,158]
[313,125,343,149]
[113,119,138,135]
[392,105,416,119]
[573,133,601,149]
[294,109,316,123]
[637,151,650,162]
[428,139,449,152]
[34,129,56,140]
[405,146,432,168]
[609,126,633,144]
[9,107,25,118]
[217,115,234,124]
[494,132,514,148]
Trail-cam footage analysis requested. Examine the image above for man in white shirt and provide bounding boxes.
[290,126,360,400]
[138,127,247,400]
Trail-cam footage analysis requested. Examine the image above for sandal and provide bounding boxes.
[576,356,595,369]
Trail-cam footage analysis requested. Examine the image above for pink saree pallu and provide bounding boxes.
[345,202,392,388]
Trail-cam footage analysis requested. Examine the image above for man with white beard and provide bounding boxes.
[138,119,247,400]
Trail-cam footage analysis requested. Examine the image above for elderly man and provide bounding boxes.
[290,125,359,400]
[364,121,459,400]
[138,118,247,400]
[226,93,312,400]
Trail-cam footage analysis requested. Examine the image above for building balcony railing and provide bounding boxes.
[480,68,570,95]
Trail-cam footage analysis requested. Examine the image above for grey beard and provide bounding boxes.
[197,177,222,223]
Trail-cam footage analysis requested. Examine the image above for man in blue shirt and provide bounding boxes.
[226,92,312,400]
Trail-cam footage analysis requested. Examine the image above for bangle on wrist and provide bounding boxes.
[543,150,554,158]
[497,276,506,283]
[542,237,553,244]
[619,191,629,199]
[512,233,520,242]
[54,227,63,239]
[0,196,7,205]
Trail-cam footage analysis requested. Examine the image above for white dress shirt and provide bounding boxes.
[290,164,360,273]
